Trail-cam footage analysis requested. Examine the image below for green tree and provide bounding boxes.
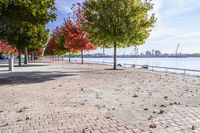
[83,0,156,69]
[27,24,49,61]
[0,0,56,66]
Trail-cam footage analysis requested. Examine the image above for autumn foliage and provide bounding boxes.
[63,3,96,53]
[63,19,96,53]
[0,40,18,55]
[46,26,68,56]
[46,3,96,63]
[46,36,57,55]
[29,48,45,57]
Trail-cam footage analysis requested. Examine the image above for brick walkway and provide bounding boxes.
[0,60,200,133]
[0,85,136,133]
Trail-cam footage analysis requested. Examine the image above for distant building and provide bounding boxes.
[94,53,105,56]
[155,50,161,56]
[152,50,155,55]
[163,53,169,56]
[140,53,144,56]
[146,51,151,56]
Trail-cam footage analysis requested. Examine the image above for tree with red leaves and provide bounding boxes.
[45,26,69,60]
[45,3,96,63]
[64,19,96,64]
[28,47,45,61]
[45,36,57,56]
[63,3,96,64]
[0,40,18,55]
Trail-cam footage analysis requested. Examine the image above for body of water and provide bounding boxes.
[68,57,200,75]
[69,57,200,70]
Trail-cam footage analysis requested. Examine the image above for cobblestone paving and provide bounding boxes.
[0,60,200,133]
[0,85,135,133]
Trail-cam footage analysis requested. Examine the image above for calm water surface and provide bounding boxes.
[70,57,200,70]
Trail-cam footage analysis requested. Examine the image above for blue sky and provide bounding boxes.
[47,0,200,55]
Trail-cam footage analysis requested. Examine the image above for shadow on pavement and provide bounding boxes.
[0,71,78,86]
[14,64,50,67]
[104,68,125,71]
[0,64,49,68]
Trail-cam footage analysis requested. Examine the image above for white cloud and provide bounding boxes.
[142,0,200,53]
[153,0,200,20]
[56,1,71,13]
[55,0,84,14]
[50,0,200,54]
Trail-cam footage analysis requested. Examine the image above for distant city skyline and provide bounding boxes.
[47,0,200,54]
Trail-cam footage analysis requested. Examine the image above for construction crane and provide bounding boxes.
[131,47,139,55]
[175,43,180,56]
[123,49,126,56]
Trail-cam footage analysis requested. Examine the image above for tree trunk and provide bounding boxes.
[69,52,71,62]
[113,41,117,70]
[31,53,34,61]
[81,50,84,64]
[31,54,33,61]
[28,54,30,62]
[103,47,105,64]
[18,49,21,67]
[24,47,28,64]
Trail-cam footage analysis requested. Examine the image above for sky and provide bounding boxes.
[47,0,200,55]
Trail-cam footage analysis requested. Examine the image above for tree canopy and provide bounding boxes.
[83,0,156,69]
[0,0,57,66]
[45,26,69,56]
[63,19,96,53]
[45,3,97,64]
[0,0,56,41]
